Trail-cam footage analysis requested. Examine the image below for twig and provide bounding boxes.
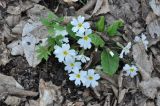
[1,84,38,97]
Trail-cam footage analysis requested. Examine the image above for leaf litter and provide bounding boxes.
[1,0,160,105]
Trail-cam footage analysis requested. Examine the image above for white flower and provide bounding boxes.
[55,29,69,43]
[55,29,68,37]
[64,58,81,73]
[84,69,100,88]
[76,54,90,63]
[123,64,138,78]
[134,33,149,50]
[77,29,92,49]
[71,16,90,34]
[53,44,77,62]
[69,70,87,86]
[120,42,131,58]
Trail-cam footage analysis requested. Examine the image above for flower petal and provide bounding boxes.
[78,16,85,23]
[71,18,78,26]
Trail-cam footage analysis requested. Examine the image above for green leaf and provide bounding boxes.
[66,23,79,40]
[107,19,124,36]
[101,50,119,75]
[41,18,51,26]
[54,23,65,31]
[96,16,105,32]
[55,35,63,46]
[89,34,105,47]
[47,12,58,20]
[36,45,51,61]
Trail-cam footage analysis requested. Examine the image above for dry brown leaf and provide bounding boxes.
[39,79,63,106]
[132,43,153,80]
[8,19,48,67]
[25,100,39,106]
[12,20,27,35]
[0,0,6,8]
[7,40,24,56]
[156,91,160,106]
[92,0,103,15]
[76,0,97,18]
[4,96,21,106]
[95,0,110,16]
[5,15,21,27]
[147,18,160,38]
[21,20,48,67]
[0,42,10,65]
[139,77,160,99]
[7,1,35,15]
[7,5,21,15]
[149,0,160,16]
[118,89,128,103]
[146,101,155,106]
[0,73,38,97]
[1,24,15,42]
[0,73,23,89]
[27,4,51,22]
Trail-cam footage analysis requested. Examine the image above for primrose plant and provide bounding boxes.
[37,12,143,88]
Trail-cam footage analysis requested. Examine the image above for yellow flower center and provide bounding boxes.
[88,76,93,80]
[130,68,135,72]
[76,74,81,78]
[83,36,89,41]
[70,63,75,67]
[63,51,68,56]
[78,23,83,28]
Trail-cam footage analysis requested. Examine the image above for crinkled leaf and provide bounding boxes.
[89,34,105,47]
[36,45,51,60]
[101,50,119,75]
[96,16,105,32]
[107,19,124,36]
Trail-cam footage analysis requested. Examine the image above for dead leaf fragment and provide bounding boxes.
[21,20,48,67]
[4,96,21,106]
[0,73,38,97]
[95,0,110,16]
[156,91,160,106]
[0,73,23,89]
[63,0,78,3]
[92,0,103,15]
[147,18,160,38]
[39,79,63,106]
[0,0,6,8]
[118,89,128,103]
[7,5,21,15]
[149,0,160,16]
[6,15,21,27]
[25,100,39,106]
[132,43,153,80]
[12,20,27,35]
[7,40,24,56]
[0,42,10,65]
[139,77,160,99]
[1,24,15,42]
[27,4,51,22]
